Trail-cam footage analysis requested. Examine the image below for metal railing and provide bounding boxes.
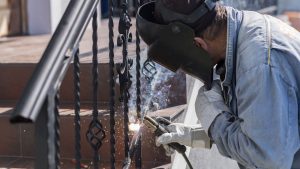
[10,0,145,168]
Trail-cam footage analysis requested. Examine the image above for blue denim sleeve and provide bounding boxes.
[209,62,299,169]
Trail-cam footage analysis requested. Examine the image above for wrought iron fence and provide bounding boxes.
[10,0,146,168]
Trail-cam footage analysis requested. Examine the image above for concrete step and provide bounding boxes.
[0,62,187,107]
[0,63,120,104]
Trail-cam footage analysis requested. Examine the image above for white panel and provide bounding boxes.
[27,0,71,35]
[27,0,51,35]
[50,0,70,33]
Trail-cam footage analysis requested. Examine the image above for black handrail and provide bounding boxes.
[10,0,100,123]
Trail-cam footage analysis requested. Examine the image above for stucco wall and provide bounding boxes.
[27,0,70,35]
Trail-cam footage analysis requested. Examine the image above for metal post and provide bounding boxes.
[73,49,81,169]
[35,91,60,169]
[35,101,49,169]
[135,133,142,169]
[108,0,117,167]
[135,0,142,168]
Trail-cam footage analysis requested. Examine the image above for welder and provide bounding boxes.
[136,0,300,168]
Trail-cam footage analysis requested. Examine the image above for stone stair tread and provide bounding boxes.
[0,107,106,116]
[0,103,113,117]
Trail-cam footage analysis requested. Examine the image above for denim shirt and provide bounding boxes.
[209,7,300,169]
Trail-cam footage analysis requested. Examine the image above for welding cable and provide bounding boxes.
[181,152,194,169]
[149,116,194,169]
[168,143,193,169]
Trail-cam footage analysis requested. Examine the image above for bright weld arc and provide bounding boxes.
[129,123,141,132]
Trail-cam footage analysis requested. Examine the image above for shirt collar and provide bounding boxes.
[222,7,243,87]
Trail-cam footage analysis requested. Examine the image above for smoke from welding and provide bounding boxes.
[127,49,176,121]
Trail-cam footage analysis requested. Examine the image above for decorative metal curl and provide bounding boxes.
[86,119,106,150]
[116,59,133,102]
[119,3,132,34]
[142,59,157,81]
[117,0,133,103]
[117,2,133,47]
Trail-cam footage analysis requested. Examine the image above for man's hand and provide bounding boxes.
[156,123,194,146]
[155,123,193,156]
[195,80,230,134]
[156,123,211,155]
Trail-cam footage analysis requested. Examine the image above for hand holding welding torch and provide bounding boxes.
[143,116,187,153]
[144,115,211,149]
[144,116,198,169]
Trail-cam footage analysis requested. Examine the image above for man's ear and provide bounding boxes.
[194,37,208,51]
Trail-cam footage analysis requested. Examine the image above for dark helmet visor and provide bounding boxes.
[137,1,215,88]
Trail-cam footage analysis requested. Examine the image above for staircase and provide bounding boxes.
[0,22,187,168]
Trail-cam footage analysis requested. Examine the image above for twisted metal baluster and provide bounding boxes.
[86,10,106,169]
[135,0,142,168]
[123,81,130,166]
[108,0,116,168]
[55,92,61,169]
[117,0,132,166]
[73,49,81,169]
[134,133,142,169]
[123,1,130,161]
[135,0,141,120]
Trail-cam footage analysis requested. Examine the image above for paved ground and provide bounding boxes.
[0,18,146,64]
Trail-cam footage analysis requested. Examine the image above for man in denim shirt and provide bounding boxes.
[137,0,300,168]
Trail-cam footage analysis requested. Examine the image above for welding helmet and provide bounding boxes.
[137,0,218,88]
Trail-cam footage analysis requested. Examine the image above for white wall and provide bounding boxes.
[27,0,51,35]
[27,0,70,35]
[50,0,70,33]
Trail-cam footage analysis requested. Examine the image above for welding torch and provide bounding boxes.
[143,115,194,169]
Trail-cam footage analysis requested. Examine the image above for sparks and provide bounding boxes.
[129,123,141,132]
